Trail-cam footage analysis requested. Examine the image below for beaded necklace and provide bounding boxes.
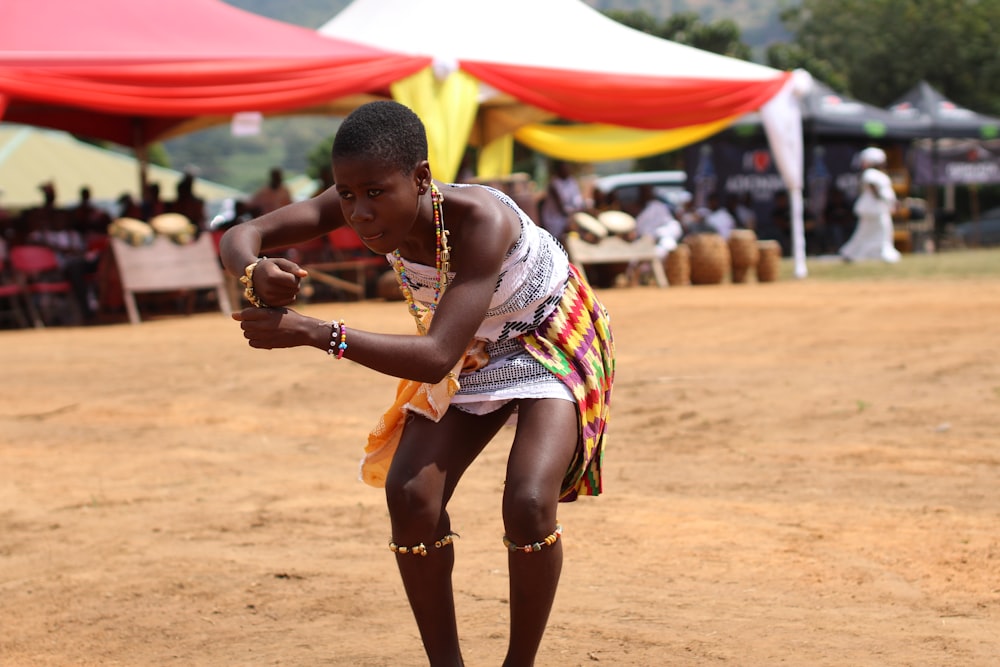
[392,183,450,335]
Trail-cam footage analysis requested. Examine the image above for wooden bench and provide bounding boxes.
[564,234,667,287]
[303,257,385,299]
[302,227,387,300]
[110,234,232,324]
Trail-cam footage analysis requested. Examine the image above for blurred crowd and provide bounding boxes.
[0,157,917,329]
[0,172,214,326]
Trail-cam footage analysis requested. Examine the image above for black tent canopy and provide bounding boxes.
[888,82,1000,188]
[732,80,931,140]
[888,81,1000,140]
[802,81,931,139]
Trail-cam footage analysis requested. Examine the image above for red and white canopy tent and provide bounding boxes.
[0,0,429,151]
[320,0,813,277]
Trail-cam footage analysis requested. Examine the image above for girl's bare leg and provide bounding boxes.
[501,398,579,667]
[385,404,515,666]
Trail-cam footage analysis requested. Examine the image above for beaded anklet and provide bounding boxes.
[389,532,460,557]
[502,524,563,554]
[240,257,269,308]
[326,319,347,359]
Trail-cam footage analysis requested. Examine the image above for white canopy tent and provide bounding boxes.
[319,0,812,277]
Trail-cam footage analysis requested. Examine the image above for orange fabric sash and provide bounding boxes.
[360,312,487,487]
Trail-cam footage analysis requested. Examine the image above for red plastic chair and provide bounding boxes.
[9,245,81,327]
[284,235,329,265]
[0,256,30,328]
[300,227,385,300]
[327,226,368,254]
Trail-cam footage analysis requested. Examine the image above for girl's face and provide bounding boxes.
[333,155,428,255]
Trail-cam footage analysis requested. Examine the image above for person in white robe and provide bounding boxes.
[840,147,901,263]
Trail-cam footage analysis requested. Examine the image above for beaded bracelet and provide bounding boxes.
[502,524,562,554]
[325,320,347,359]
[389,532,459,556]
[326,322,340,357]
[239,257,268,308]
[335,319,347,359]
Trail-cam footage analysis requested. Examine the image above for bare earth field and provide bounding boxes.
[2,277,998,666]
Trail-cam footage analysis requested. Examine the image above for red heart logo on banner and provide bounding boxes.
[752,150,771,173]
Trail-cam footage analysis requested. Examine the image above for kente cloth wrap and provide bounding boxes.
[523,262,614,502]
[361,184,614,500]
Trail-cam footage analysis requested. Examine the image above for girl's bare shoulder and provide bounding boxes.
[439,183,520,260]
[440,183,515,226]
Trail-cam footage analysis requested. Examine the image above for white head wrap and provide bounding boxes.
[859,147,887,167]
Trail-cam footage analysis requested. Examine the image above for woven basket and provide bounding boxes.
[665,244,691,286]
[107,217,154,246]
[728,229,760,283]
[686,233,730,285]
[756,240,782,283]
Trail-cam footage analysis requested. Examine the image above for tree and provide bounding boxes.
[604,10,752,60]
[306,135,335,182]
[769,0,1000,114]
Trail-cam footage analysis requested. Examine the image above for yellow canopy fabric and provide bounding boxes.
[390,66,480,183]
[477,134,514,180]
[511,117,740,165]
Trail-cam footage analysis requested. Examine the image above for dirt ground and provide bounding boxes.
[2,277,998,666]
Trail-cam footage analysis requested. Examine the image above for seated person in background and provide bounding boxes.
[590,185,620,214]
[250,167,293,216]
[25,183,99,321]
[168,172,206,232]
[140,182,166,221]
[116,192,143,220]
[679,194,716,239]
[728,192,757,231]
[539,160,587,242]
[702,192,736,239]
[70,187,111,238]
[634,184,683,258]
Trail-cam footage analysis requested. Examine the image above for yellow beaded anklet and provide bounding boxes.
[389,532,460,557]
[502,524,563,554]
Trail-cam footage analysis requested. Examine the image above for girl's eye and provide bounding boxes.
[338,191,354,201]
[367,189,382,198]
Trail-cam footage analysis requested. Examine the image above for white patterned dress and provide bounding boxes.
[387,183,574,415]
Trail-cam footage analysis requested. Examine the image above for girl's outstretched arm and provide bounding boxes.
[232,186,518,385]
[220,187,346,306]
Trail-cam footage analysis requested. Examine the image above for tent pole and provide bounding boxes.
[759,71,808,278]
[970,183,981,246]
[928,138,940,249]
[135,145,150,199]
[132,120,149,201]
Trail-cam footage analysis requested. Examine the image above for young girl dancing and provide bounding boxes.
[220,100,614,666]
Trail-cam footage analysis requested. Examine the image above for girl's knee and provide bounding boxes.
[385,473,443,528]
[502,483,557,543]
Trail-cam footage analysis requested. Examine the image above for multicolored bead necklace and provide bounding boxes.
[392,183,450,335]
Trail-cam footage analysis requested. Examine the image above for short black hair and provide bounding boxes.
[332,101,428,175]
